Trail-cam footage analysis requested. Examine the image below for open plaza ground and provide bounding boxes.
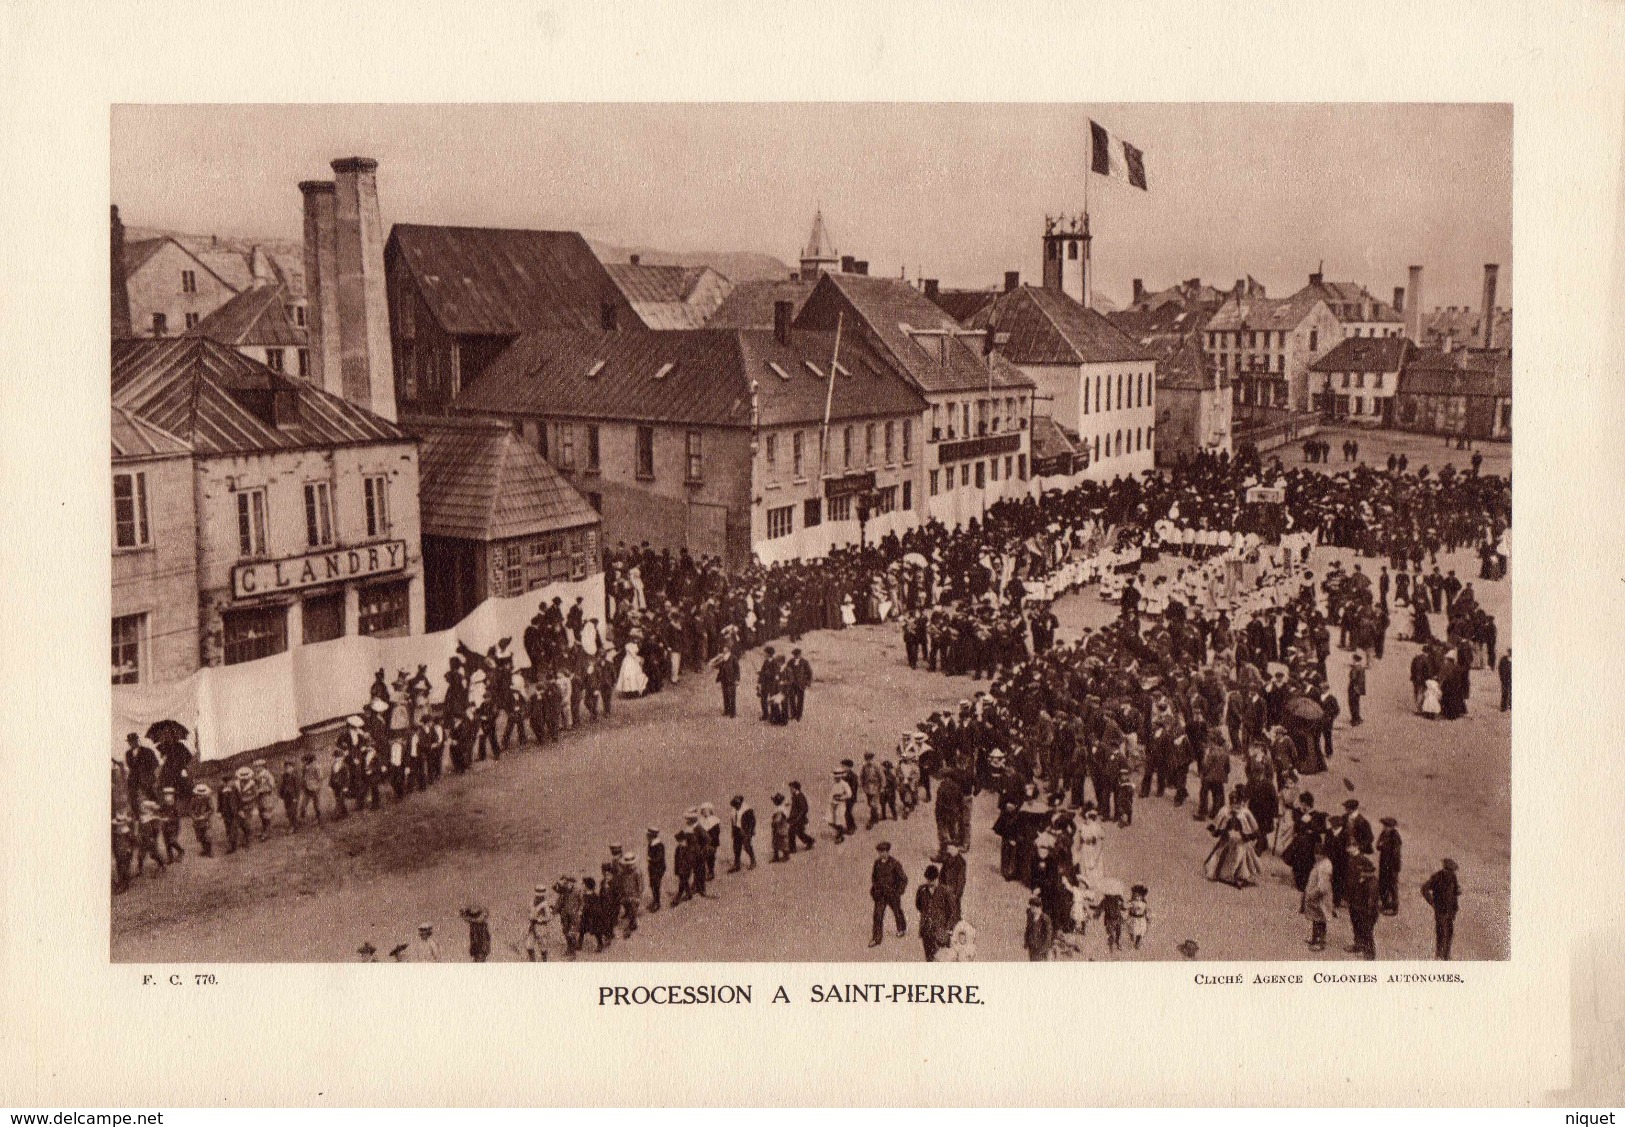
[111,428,1510,963]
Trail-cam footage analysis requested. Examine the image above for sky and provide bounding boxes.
[112,103,1512,311]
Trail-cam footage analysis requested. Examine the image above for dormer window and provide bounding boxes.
[653,362,675,381]
[768,362,792,381]
[586,360,606,379]
[803,360,825,379]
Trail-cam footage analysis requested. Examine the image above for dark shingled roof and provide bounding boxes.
[1398,348,1512,399]
[1029,414,1079,461]
[111,404,191,461]
[793,274,1034,395]
[706,278,818,329]
[189,283,306,348]
[1146,333,1223,392]
[928,289,1000,326]
[1206,289,1327,333]
[112,337,406,455]
[604,263,729,330]
[1309,335,1411,373]
[1107,301,1221,343]
[455,327,927,430]
[386,224,642,337]
[1295,279,1404,324]
[407,415,599,542]
[968,285,1154,366]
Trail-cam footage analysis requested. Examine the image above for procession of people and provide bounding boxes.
[116,440,1508,962]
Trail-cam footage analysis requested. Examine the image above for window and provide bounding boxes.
[1355,372,1365,389]
[364,475,390,538]
[959,464,970,488]
[184,312,200,331]
[1117,373,1125,409]
[1093,436,1101,462]
[559,424,575,470]
[1341,373,1351,389]
[236,488,268,558]
[297,349,311,379]
[1068,241,1079,260]
[1018,454,1027,481]
[265,348,285,372]
[874,486,898,514]
[901,419,913,463]
[181,270,197,294]
[765,433,778,479]
[636,426,655,479]
[292,305,307,327]
[989,457,999,482]
[962,402,971,435]
[112,471,150,549]
[685,430,703,482]
[586,491,602,513]
[902,480,913,510]
[767,505,794,539]
[357,580,410,639]
[843,426,853,469]
[537,420,549,460]
[931,404,941,439]
[865,423,876,466]
[929,469,940,496]
[829,495,853,522]
[975,461,986,489]
[222,604,288,665]
[585,425,601,472]
[1083,376,1090,414]
[112,613,146,685]
[1352,398,1363,416]
[302,592,346,644]
[1309,330,1319,352]
[151,312,167,336]
[884,421,895,464]
[1005,455,1014,479]
[1374,373,1384,390]
[1116,430,1123,456]
[303,481,334,547]
[803,498,822,527]
[792,431,805,479]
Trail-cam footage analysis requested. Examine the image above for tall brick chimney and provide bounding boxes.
[1406,265,1423,344]
[300,180,342,397]
[329,157,396,421]
[923,278,939,299]
[1393,286,1405,315]
[773,300,793,346]
[1003,271,1020,293]
[110,205,132,340]
[1480,264,1500,349]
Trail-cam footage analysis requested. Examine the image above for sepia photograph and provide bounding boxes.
[107,102,1513,965]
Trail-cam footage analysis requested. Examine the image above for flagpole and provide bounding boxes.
[819,312,843,481]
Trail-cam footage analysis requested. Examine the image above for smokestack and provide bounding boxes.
[329,157,396,421]
[300,180,341,395]
[110,205,131,341]
[1309,269,1323,287]
[840,255,856,273]
[1004,271,1020,293]
[924,278,939,299]
[773,300,793,346]
[1406,265,1423,344]
[1480,264,1500,349]
[1132,279,1145,304]
[854,261,868,276]
[1393,286,1405,315]
[629,253,640,266]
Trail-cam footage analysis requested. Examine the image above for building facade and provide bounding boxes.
[1394,349,1512,441]
[1204,292,1341,413]
[124,236,241,338]
[1308,336,1410,426]
[190,282,311,381]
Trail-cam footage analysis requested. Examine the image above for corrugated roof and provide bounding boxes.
[969,285,1155,366]
[189,283,306,348]
[111,404,191,461]
[387,224,642,337]
[112,337,406,455]
[408,415,599,542]
[706,278,818,329]
[456,327,927,430]
[1309,335,1410,373]
[1205,289,1327,333]
[794,274,1034,395]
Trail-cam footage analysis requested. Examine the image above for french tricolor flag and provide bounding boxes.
[1090,119,1148,190]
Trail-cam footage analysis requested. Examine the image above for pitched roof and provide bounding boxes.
[408,415,599,542]
[968,285,1154,367]
[112,337,406,456]
[456,327,927,430]
[793,273,1034,395]
[1309,335,1411,373]
[122,236,241,293]
[1296,279,1404,324]
[706,278,818,329]
[1205,289,1328,333]
[1107,300,1222,343]
[1398,347,1511,399]
[386,224,641,337]
[929,289,1000,325]
[1029,414,1078,462]
[1424,306,1512,350]
[111,404,191,462]
[604,263,731,330]
[1146,333,1222,392]
[189,283,306,348]
[803,209,835,260]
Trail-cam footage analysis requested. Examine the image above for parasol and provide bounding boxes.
[1285,696,1326,723]
[902,552,929,568]
[145,719,190,743]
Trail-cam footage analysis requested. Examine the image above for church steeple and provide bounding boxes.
[799,207,840,278]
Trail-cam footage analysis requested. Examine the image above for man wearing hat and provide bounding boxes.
[552,876,583,958]
[1347,652,1367,727]
[860,752,885,830]
[189,782,216,857]
[298,753,324,824]
[216,770,245,853]
[251,759,278,839]
[410,922,443,962]
[111,813,136,892]
[787,781,815,853]
[645,829,667,912]
[868,841,909,947]
[158,786,186,862]
[135,799,166,875]
[937,844,967,927]
[785,647,813,722]
[1421,858,1461,960]
[277,759,302,831]
[460,907,492,962]
[838,759,860,834]
[613,848,644,937]
[728,796,757,873]
[714,645,741,718]
[914,864,954,962]
[1376,816,1403,915]
[756,645,781,722]
[524,886,553,962]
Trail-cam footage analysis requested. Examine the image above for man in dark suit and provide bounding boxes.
[757,646,780,721]
[785,648,812,722]
[914,865,955,962]
[728,795,757,872]
[1421,858,1461,959]
[938,842,967,925]
[645,829,667,912]
[868,841,908,947]
[715,647,741,718]
[787,781,815,853]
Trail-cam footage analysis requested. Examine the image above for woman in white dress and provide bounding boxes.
[615,639,648,697]
[1075,808,1106,889]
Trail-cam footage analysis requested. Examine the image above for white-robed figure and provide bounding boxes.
[615,639,648,697]
[579,617,600,657]
[1076,808,1107,889]
[628,565,647,612]
[1204,789,1263,887]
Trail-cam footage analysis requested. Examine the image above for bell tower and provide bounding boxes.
[1041,214,1090,307]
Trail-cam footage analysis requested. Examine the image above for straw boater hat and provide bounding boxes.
[347,715,364,729]
[192,783,210,797]
[417,922,434,935]
[460,906,487,923]
[235,766,253,781]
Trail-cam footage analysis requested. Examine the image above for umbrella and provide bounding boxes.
[902,552,929,568]
[145,719,190,743]
[1286,696,1326,723]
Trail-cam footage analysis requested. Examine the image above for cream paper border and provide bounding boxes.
[2,0,1623,1108]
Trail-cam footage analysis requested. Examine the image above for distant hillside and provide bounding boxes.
[587,240,792,283]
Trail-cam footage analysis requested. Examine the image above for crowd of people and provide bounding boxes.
[117,441,1508,962]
